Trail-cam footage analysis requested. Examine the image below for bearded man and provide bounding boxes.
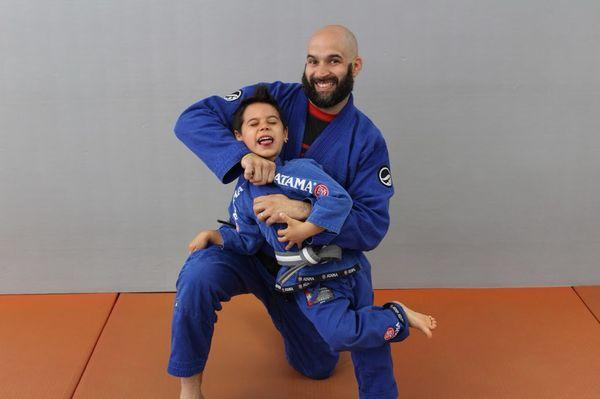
[169,25,408,399]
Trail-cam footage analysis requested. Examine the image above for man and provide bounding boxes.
[170,25,404,399]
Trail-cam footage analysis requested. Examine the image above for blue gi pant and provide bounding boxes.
[168,245,402,399]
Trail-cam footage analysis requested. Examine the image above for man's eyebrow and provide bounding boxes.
[306,53,344,60]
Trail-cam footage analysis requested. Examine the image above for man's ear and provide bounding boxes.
[233,130,243,141]
[352,56,363,77]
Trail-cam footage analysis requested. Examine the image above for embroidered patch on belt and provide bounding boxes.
[305,286,334,306]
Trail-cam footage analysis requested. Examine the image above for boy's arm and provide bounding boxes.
[276,159,353,248]
[219,187,265,255]
[276,214,324,250]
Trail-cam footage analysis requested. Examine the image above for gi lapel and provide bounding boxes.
[281,90,308,161]
[304,95,356,184]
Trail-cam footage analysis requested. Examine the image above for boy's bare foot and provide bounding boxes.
[394,301,437,338]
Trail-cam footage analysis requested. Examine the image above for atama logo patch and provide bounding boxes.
[384,327,396,341]
[314,183,329,197]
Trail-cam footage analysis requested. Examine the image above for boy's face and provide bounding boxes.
[234,102,288,161]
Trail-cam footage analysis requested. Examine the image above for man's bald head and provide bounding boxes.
[308,25,359,60]
[303,25,363,112]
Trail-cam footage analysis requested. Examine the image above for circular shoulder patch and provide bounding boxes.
[223,89,242,102]
[378,166,392,187]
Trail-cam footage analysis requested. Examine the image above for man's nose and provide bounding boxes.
[315,65,330,78]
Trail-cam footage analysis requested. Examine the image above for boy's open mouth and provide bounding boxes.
[257,135,274,146]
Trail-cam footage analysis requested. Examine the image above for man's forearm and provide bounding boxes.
[254,195,312,224]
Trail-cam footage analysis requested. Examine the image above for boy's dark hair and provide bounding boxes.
[231,85,287,132]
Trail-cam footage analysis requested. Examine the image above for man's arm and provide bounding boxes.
[274,158,353,248]
[255,135,393,251]
[174,82,299,184]
[310,134,394,251]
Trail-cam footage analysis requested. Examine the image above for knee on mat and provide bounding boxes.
[300,362,336,380]
[286,350,337,380]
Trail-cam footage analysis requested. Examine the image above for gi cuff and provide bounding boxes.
[383,302,410,342]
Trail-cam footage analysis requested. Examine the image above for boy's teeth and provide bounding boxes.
[257,136,274,144]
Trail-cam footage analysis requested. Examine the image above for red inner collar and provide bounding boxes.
[308,101,336,122]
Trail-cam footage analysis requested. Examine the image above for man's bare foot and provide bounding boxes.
[394,301,437,338]
[180,373,204,399]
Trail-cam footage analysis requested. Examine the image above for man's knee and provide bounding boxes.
[303,362,336,380]
[175,248,232,315]
[286,348,338,380]
[292,358,336,380]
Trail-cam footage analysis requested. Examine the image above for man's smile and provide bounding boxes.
[313,78,337,92]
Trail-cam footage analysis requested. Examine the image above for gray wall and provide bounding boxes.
[1,1,599,293]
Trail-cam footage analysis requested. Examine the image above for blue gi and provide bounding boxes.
[169,82,405,399]
[222,158,360,291]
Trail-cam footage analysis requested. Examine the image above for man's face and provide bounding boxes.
[302,63,354,110]
[302,32,358,109]
[234,102,288,161]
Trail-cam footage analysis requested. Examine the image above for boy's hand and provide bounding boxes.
[241,153,276,185]
[277,213,325,250]
[188,230,223,253]
[254,194,312,225]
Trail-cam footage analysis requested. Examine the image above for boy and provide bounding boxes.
[181,86,437,396]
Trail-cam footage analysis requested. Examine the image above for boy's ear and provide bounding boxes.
[233,130,243,141]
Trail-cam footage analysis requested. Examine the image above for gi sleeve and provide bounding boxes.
[218,186,265,255]
[310,133,394,251]
[288,159,353,235]
[174,82,299,184]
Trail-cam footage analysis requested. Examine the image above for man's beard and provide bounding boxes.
[302,64,354,109]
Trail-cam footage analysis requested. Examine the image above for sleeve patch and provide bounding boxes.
[314,183,329,197]
[223,89,242,102]
[378,166,392,187]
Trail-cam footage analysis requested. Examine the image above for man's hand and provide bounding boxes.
[188,230,223,253]
[241,153,276,185]
[277,213,325,250]
[254,194,312,225]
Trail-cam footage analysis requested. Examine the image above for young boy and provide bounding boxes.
[182,86,437,395]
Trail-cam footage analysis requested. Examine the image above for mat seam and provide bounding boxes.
[571,287,600,325]
[70,293,121,398]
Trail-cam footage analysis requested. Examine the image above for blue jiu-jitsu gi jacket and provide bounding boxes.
[174,82,394,253]
[219,158,362,292]
[174,82,409,346]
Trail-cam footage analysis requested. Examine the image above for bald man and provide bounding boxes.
[170,25,410,399]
